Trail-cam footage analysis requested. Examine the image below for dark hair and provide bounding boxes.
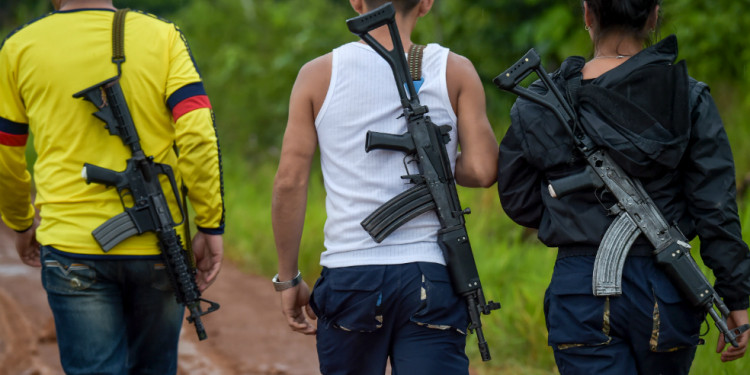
[364,0,421,13]
[585,0,661,46]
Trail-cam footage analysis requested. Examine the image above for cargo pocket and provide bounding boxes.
[313,266,385,333]
[648,272,704,352]
[411,262,468,334]
[41,249,97,294]
[546,269,611,350]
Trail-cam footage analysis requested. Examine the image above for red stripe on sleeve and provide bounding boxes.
[0,132,28,146]
[172,95,212,122]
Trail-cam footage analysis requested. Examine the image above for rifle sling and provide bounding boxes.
[408,44,426,81]
[112,8,129,76]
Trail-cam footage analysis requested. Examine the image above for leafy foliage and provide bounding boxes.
[170,0,352,161]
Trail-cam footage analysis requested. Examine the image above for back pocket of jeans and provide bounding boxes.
[319,267,385,332]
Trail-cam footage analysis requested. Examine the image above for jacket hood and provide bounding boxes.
[556,35,690,178]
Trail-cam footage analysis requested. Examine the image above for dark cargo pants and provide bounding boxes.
[545,255,704,375]
[310,262,469,375]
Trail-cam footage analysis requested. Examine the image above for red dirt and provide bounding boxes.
[0,221,319,375]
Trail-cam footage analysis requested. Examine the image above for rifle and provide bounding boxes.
[73,76,219,340]
[494,48,749,347]
[346,3,500,361]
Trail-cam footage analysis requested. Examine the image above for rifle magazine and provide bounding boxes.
[92,211,140,252]
[593,213,641,296]
[368,197,436,243]
[361,184,435,242]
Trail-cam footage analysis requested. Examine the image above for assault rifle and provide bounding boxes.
[494,48,749,347]
[346,3,500,361]
[74,76,219,340]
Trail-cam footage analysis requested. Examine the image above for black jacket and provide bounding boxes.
[498,36,750,310]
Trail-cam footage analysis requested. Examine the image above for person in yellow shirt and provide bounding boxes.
[0,1,225,373]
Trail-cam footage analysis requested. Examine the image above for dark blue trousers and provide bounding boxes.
[545,255,704,375]
[310,262,469,375]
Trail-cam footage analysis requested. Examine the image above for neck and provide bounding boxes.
[58,0,115,11]
[593,33,643,60]
[359,11,417,52]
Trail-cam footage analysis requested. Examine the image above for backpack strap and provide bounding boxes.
[112,8,129,76]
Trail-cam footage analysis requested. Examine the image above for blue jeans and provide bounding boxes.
[40,246,184,375]
[545,255,703,375]
[310,262,469,375]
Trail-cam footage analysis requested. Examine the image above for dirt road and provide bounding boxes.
[0,222,319,375]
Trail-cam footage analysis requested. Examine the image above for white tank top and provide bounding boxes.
[315,42,458,268]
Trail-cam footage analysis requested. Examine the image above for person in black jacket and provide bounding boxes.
[497,1,750,373]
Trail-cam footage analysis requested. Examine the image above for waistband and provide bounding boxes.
[42,245,162,260]
[557,244,654,260]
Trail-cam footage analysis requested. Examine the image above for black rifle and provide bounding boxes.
[74,76,219,340]
[346,3,500,361]
[494,48,749,347]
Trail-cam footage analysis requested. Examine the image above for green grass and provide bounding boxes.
[221,152,324,281]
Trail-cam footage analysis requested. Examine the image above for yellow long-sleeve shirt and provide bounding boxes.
[0,9,224,257]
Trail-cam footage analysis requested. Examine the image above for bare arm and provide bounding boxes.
[271,54,331,335]
[446,52,498,188]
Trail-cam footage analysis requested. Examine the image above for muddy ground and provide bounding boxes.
[0,221,319,375]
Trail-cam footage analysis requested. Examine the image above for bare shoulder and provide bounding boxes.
[294,53,333,117]
[298,53,332,80]
[445,51,482,111]
[446,51,480,81]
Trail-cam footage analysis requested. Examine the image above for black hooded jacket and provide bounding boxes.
[498,36,750,310]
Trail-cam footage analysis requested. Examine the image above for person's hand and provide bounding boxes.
[716,309,749,362]
[15,223,40,267]
[280,280,317,335]
[191,232,223,292]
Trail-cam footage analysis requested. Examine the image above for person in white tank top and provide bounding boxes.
[272,1,498,373]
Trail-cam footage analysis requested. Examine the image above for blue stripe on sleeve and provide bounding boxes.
[166,82,206,111]
[0,117,28,135]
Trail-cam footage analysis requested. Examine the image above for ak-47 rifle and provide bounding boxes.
[494,48,749,347]
[346,3,500,361]
[74,76,219,340]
